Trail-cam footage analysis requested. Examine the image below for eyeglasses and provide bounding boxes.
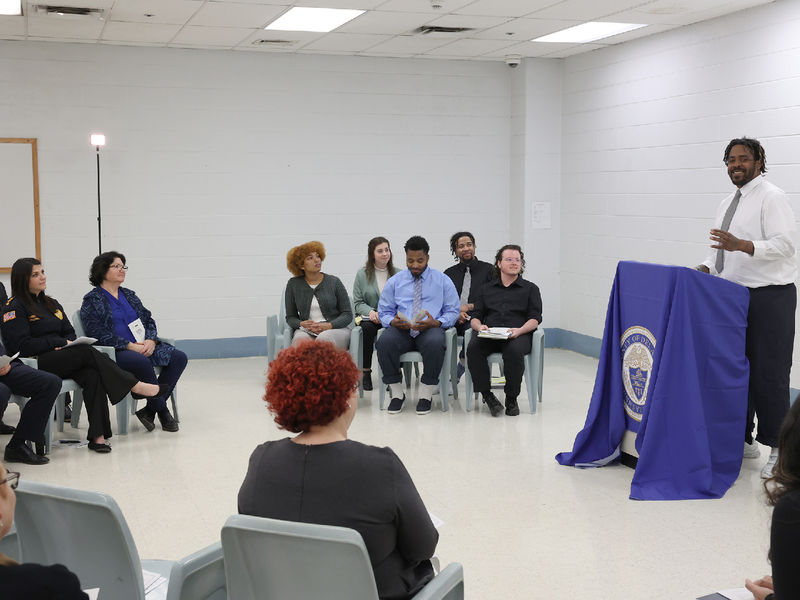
[109,265,128,271]
[502,257,522,263]
[1,471,20,490]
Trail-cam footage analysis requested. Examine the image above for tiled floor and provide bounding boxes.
[4,349,772,599]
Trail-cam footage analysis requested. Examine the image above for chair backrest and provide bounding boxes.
[221,514,379,600]
[278,287,287,335]
[15,480,145,600]
[72,310,86,336]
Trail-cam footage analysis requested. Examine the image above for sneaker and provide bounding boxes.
[483,393,503,417]
[416,398,432,415]
[456,362,465,381]
[505,397,520,416]
[387,395,405,414]
[743,441,760,459]
[761,448,778,479]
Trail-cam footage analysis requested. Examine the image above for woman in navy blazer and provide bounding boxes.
[80,251,187,434]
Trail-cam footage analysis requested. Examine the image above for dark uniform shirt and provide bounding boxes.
[0,282,7,306]
[443,258,495,306]
[471,276,542,329]
[1,293,76,357]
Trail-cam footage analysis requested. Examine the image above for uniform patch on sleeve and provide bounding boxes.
[54,309,63,320]
[2,311,15,322]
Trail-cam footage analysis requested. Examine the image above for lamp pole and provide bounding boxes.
[90,134,106,254]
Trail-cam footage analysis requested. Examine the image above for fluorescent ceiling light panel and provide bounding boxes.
[533,22,647,43]
[0,0,22,16]
[265,7,365,33]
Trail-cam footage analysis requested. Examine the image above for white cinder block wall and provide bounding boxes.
[559,0,800,381]
[0,43,514,348]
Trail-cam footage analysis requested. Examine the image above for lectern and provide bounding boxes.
[556,261,750,500]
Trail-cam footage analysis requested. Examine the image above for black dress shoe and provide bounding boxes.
[88,441,112,453]
[0,422,16,435]
[135,407,156,432]
[5,443,49,465]
[157,409,179,432]
[362,372,373,391]
[482,393,504,417]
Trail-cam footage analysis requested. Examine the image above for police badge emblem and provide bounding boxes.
[620,326,656,422]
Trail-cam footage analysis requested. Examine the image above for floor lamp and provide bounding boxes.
[90,133,106,255]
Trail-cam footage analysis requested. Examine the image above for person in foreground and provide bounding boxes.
[0,462,89,599]
[284,241,353,349]
[467,244,542,417]
[238,342,438,600]
[376,235,460,415]
[0,337,60,465]
[745,399,800,599]
[352,236,398,390]
[80,251,186,433]
[2,258,161,453]
[696,137,796,478]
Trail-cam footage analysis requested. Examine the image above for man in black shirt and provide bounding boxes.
[467,244,542,417]
[443,232,494,378]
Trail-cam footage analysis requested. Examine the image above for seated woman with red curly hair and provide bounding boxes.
[238,342,438,600]
[284,240,353,349]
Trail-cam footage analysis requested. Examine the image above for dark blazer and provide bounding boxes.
[238,438,437,600]
[80,286,176,367]
[0,282,7,306]
[443,258,494,305]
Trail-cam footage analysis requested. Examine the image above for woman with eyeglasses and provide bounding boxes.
[0,463,89,598]
[80,251,187,434]
[239,342,438,600]
[1,258,162,454]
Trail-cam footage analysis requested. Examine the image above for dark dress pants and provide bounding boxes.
[37,345,137,440]
[467,332,533,398]
[358,320,382,370]
[745,283,796,447]
[0,362,61,447]
[115,348,187,412]
[376,326,446,386]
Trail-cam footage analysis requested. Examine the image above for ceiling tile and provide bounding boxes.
[336,10,434,34]
[481,39,576,58]
[101,21,182,43]
[528,0,654,21]
[171,25,255,46]
[26,16,104,39]
[454,0,558,18]
[471,17,583,40]
[423,37,519,57]
[542,42,606,58]
[107,0,203,25]
[189,2,286,27]
[293,0,386,7]
[361,34,450,55]
[426,13,511,30]
[0,16,25,35]
[300,32,386,52]
[237,28,324,49]
[375,0,475,14]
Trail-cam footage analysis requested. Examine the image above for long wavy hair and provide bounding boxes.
[765,399,800,506]
[364,236,396,284]
[10,257,60,315]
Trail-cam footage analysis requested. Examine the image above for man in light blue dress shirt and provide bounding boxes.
[377,236,460,415]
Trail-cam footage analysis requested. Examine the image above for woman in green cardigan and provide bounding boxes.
[285,241,353,349]
[352,237,397,390]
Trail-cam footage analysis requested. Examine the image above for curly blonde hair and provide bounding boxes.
[286,241,326,277]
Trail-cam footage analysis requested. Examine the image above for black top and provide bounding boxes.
[238,438,438,600]
[444,258,494,305]
[1,293,76,357]
[0,559,89,599]
[471,276,543,328]
[770,488,800,599]
[0,282,7,306]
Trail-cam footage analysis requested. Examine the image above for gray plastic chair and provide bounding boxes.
[0,328,78,453]
[221,514,463,600]
[463,327,545,413]
[375,327,459,411]
[0,523,19,561]
[71,311,180,433]
[14,480,225,600]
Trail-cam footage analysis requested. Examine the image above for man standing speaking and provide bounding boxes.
[698,137,797,478]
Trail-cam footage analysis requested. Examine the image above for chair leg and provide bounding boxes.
[55,393,65,433]
[376,362,386,410]
[44,404,54,454]
[171,389,179,423]
[117,395,131,434]
[70,389,84,429]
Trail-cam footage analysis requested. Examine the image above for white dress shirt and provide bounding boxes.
[702,175,797,288]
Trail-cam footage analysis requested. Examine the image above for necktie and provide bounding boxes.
[410,276,422,338]
[715,189,742,274]
[460,266,471,306]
